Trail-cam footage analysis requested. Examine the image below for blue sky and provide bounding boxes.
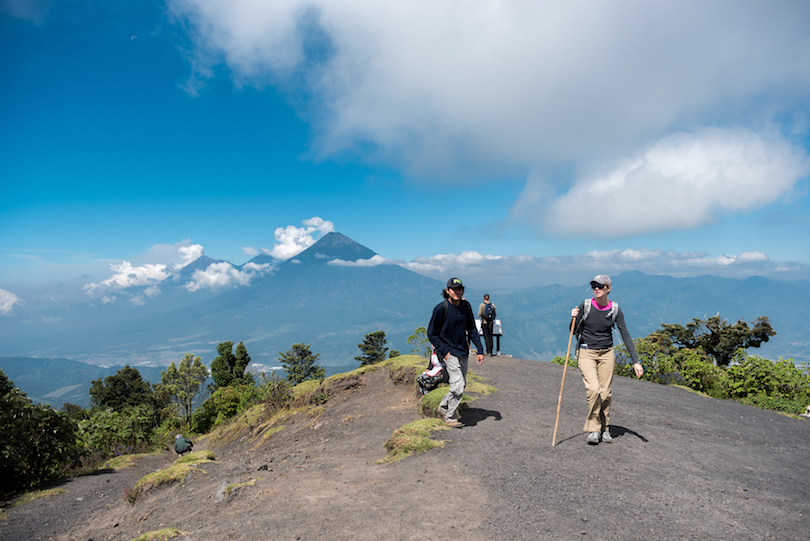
[2,0,810,314]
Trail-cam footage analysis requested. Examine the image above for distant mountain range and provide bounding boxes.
[1,232,808,408]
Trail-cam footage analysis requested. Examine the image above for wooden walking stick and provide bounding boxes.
[552,315,577,447]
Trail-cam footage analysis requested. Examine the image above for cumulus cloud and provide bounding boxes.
[242,246,259,256]
[168,0,810,235]
[328,255,396,267]
[183,261,274,292]
[0,289,24,316]
[176,244,205,269]
[535,128,810,237]
[263,217,334,260]
[83,261,170,297]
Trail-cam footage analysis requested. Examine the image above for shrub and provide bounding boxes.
[673,348,726,396]
[78,404,156,460]
[191,384,264,433]
[550,355,578,369]
[722,353,810,412]
[262,375,294,415]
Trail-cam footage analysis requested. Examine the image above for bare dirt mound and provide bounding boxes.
[2,357,809,541]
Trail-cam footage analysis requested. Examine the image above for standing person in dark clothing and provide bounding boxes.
[478,293,497,356]
[570,275,644,445]
[428,278,485,428]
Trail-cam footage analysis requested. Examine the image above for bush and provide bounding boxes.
[191,384,264,433]
[78,404,156,460]
[262,375,294,415]
[550,355,578,369]
[673,349,726,396]
[1,379,82,496]
[722,354,810,410]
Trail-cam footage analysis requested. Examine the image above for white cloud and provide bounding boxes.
[183,261,273,292]
[536,128,810,237]
[264,217,335,260]
[83,261,170,297]
[242,246,259,256]
[402,247,809,289]
[168,1,810,235]
[0,289,23,316]
[176,244,205,269]
[328,254,395,267]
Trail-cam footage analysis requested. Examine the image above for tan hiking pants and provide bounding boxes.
[578,347,614,432]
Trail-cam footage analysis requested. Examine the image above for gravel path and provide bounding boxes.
[444,356,810,540]
[2,356,808,540]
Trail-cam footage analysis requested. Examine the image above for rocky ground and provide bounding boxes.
[2,356,809,540]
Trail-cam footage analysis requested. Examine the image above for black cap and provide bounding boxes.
[446,277,464,289]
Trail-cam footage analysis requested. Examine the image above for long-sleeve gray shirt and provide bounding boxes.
[573,299,640,364]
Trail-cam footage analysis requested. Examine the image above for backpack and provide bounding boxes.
[576,299,619,339]
[483,302,496,324]
[416,345,449,395]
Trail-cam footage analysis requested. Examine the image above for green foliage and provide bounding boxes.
[1,369,82,497]
[655,315,776,367]
[279,343,325,385]
[550,355,578,369]
[210,341,254,390]
[158,353,209,425]
[389,350,401,358]
[407,326,431,358]
[89,365,153,411]
[78,404,156,459]
[673,348,726,396]
[190,384,264,433]
[722,353,810,414]
[262,374,294,415]
[356,330,388,366]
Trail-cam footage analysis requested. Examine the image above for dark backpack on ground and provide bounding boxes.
[483,303,496,324]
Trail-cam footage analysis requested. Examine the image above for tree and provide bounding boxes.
[211,341,254,389]
[1,369,82,497]
[89,366,153,411]
[356,330,388,366]
[159,353,209,425]
[279,343,325,385]
[407,326,431,358]
[654,315,776,367]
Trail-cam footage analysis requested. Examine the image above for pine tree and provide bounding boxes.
[356,330,388,366]
[279,343,325,385]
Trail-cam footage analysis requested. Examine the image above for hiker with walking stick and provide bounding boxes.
[571,275,643,445]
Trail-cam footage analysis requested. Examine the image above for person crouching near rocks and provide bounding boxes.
[570,275,643,445]
[428,278,485,428]
[174,434,193,455]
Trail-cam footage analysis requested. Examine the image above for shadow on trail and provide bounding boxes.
[461,408,502,426]
[553,425,648,446]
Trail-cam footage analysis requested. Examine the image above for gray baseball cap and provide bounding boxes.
[591,275,612,286]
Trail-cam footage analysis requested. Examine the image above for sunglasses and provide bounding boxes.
[591,283,608,290]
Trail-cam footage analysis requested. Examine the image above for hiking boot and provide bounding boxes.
[587,431,600,445]
[437,406,448,418]
[445,419,463,428]
[601,430,613,443]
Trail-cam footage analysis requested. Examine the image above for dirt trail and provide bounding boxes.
[2,357,809,540]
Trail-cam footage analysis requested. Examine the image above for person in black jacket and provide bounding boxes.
[427,278,485,428]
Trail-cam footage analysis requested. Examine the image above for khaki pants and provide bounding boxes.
[578,347,614,432]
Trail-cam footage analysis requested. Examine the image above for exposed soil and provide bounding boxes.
[2,357,809,541]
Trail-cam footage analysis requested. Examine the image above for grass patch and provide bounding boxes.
[225,478,257,496]
[8,488,65,508]
[125,450,216,504]
[99,451,162,473]
[378,418,451,463]
[130,527,187,540]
